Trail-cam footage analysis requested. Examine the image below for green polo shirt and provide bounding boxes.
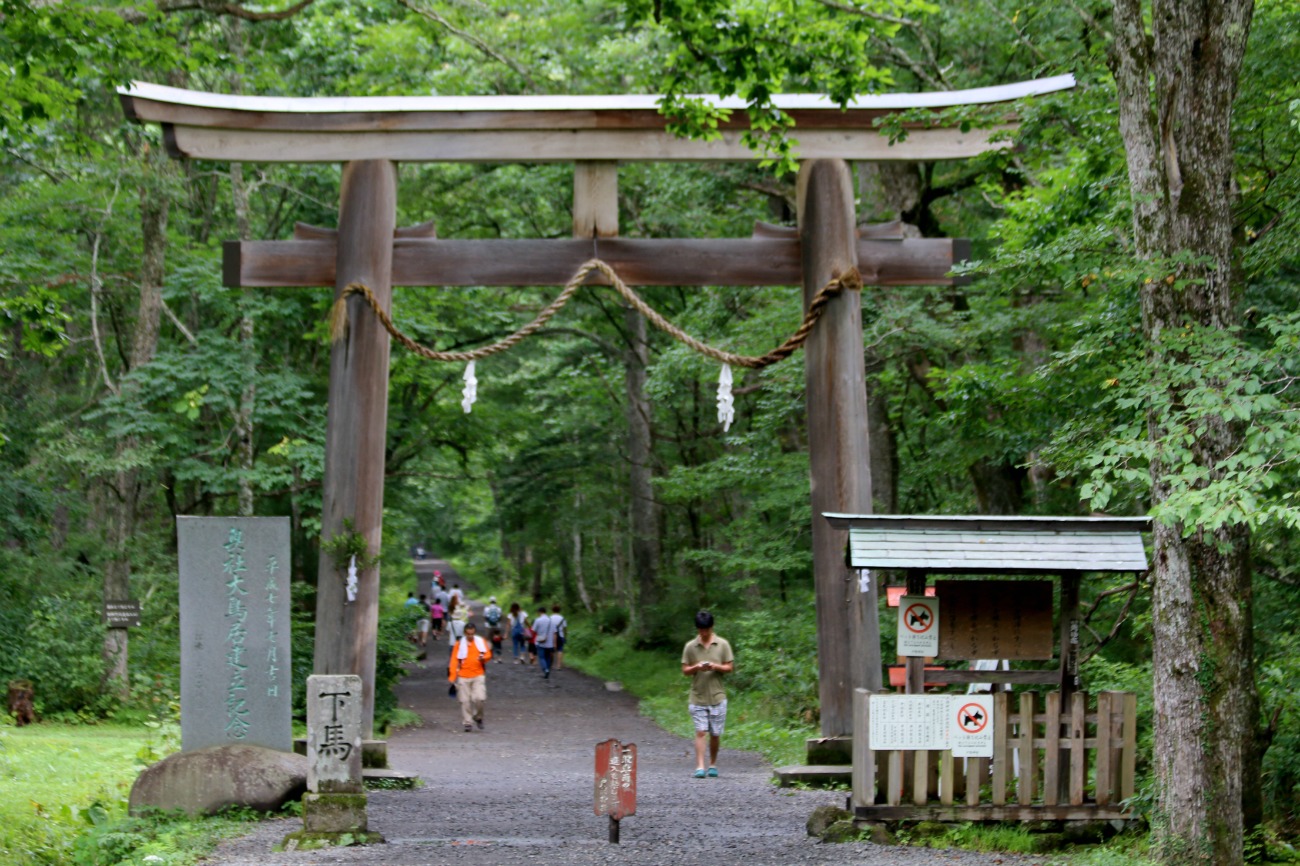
[682,635,734,706]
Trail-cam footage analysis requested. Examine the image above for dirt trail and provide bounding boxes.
[203,570,1038,866]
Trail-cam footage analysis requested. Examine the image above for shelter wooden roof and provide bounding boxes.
[118,75,1075,163]
[822,514,1150,575]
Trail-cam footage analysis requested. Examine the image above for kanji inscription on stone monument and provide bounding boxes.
[307,674,363,793]
[177,516,292,752]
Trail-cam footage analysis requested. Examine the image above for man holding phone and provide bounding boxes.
[681,609,734,778]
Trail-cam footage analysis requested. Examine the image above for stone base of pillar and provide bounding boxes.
[806,735,853,765]
[281,793,383,850]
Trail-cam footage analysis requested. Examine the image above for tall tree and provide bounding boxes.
[1110,2,1258,863]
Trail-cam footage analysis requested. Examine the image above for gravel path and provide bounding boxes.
[202,563,1043,866]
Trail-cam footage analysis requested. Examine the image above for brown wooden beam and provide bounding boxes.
[223,237,967,288]
[854,805,1134,822]
[312,160,397,740]
[919,670,1061,685]
[800,159,881,740]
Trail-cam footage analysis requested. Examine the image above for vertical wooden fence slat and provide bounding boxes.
[992,692,1009,805]
[966,757,985,806]
[940,749,955,805]
[1095,692,1114,806]
[928,750,941,799]
[913,748,930,806]
[887,749,903,806]
[852,688,874,809]
[1121,693,1137,801]
[1043,691,1061,806]
[1018,691,1037,805]
[1069,691,1087,806]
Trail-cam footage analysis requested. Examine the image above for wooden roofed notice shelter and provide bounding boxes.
[823,513,1150,822]
[119,75,1075,745]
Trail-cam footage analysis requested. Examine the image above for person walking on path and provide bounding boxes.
[484,597,505,662]
[446,597,469,655]
[429,597,446,641]
[448,622,492,731]
[507,603,529,663]
[681,609,734,778]
[550,604,567,671]
[532,606,557,678]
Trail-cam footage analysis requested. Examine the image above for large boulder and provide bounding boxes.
[130,744,307,817]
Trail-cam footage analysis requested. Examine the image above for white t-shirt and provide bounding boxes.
[533,613,556,648]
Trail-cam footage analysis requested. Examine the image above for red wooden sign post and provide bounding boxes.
[594,738,637,843]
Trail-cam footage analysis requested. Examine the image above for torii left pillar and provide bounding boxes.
[314,160,397,739]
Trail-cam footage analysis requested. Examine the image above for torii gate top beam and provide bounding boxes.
[119,75,1074,164]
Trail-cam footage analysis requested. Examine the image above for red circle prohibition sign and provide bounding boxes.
[903,602,935,634]
[957,703,989,734]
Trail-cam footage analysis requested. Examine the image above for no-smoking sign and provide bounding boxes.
[896,595,939,656]
[951,694,994,758]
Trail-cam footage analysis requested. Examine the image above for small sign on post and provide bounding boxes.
[897,595,940,657]
[104,600,141,627]
[951,695,994,758]
[594,738,636,843]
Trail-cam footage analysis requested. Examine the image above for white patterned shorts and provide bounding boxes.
[689,700,728,735]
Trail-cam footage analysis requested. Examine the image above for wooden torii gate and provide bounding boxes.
[120,76,1074,743]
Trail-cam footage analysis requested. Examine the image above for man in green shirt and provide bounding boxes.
[681,609,735,778]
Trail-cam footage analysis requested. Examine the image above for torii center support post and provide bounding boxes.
[313,160,397,739]
[799,160,883,740]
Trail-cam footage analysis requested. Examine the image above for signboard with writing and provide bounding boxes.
[306,674,363,793]
[935,580,1053,660]
[594,738,637,819]
[869,694,996,756]
[177,516,292,753]
[867,695,950,750]
[104,600,141,627]
[897,595,940,657]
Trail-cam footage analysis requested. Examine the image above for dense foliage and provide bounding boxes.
[1,1,1300,860]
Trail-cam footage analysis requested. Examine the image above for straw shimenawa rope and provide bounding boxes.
[329,258,861,370]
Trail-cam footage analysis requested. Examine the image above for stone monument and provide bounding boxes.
[177,516,292,753]
[283,674,382,849]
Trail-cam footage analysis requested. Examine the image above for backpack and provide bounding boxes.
[485,605,502,626]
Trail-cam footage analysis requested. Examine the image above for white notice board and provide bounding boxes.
[897,595,940,657]
[867,695,949,750]
[868,694,995,757]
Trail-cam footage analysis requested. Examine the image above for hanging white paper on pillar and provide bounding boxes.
[716,364,734,432]
[858,568,872,594]
[345,554,358,603]
[461,360,477,413]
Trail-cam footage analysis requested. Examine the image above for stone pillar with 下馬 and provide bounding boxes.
[284,674,382,849]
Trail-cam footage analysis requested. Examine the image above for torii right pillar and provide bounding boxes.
[799,159,882,755]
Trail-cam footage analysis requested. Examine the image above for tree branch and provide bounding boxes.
[153,0,319,21]
[397,0,538,91]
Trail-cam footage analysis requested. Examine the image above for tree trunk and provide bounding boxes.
[228,23,257,517]
[1111,2,1258,863]
[230,161,257,517]
[103,159,171,695]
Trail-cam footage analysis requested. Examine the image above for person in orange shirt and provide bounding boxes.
[449,622,492,732]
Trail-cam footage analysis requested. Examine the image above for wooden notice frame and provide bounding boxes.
[934,579,1053,661]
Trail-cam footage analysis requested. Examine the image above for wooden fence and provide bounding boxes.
[852,689,1137,821]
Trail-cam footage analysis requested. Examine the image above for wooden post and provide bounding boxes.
[798,159,881,738]
[1058,573,1081,802]
[904,569,927,695]
[313,160,397,739]
[574,162,619,238]
[851,688,875,809]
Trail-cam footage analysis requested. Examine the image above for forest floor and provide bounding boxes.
[199,562,1047,866]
